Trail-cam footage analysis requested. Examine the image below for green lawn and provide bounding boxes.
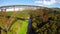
[7,20,28,34]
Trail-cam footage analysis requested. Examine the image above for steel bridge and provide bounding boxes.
[0,5,40,11]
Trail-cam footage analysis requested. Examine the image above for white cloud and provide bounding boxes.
[35,0,57,5]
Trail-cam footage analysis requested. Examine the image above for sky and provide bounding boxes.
[0,0,60,8]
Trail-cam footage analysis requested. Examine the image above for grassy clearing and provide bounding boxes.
[7,20,28,34]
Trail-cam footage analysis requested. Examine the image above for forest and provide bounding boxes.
[0,7,60,34]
